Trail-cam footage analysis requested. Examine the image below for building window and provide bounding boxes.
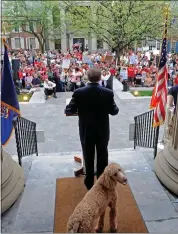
[149,45,153,51]
[97,39,103,49]
[142,40,147,47]
[29,22,34,31]
[14,25,19,32]
[29,38,36,49]
[157,41,161,50]
[15,38,20,48]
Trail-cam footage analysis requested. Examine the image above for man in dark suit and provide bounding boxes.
[65,67,119,190]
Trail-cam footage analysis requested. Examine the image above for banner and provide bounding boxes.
[62,59,70,69]
[129,55,138,64]
[120,67,128,80]
[82,55,91,64]
[1,40,20,146]
[104,56,113,63]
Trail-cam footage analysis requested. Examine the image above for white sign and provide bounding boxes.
[153,50,160,55]
[120,67,128,80]
[129,55,138,64]
[62,59,70,69]
[143,46,149,51]
[83,55,91,64]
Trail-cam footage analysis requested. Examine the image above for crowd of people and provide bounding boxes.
[5,46,178,99]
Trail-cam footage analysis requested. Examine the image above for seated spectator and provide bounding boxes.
[25,73,33,90]
[44,78,57,100]
[28,74,41,94]
[144,73,153,87]
[168,84,178,112]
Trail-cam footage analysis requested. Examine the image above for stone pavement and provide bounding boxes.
[2,80,176,233]
[2,149,178,233]
[4,80,163,155]
[113,79,152,99]
[29,88,45,104]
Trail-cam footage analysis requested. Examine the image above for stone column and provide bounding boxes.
[47,10,55,50]
[154,96,178,195]
[163,106,174,143]
[59,1,67,53]
[103,42,110,51]
[1,149,25,214]
[90,3,97,52]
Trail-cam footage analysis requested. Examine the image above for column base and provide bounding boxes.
[1,150,25,214]
[154,143,178,195]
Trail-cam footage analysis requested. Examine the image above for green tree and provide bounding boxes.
[64,1,178,58]
[2,0,61,52]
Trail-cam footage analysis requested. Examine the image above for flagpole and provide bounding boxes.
[150,5,169,110]
[162,6,171,143]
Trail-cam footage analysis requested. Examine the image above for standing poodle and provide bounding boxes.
[67,163,127,233]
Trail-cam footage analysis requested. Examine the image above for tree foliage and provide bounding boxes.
[2,0,60,52]
[64,1,178,55]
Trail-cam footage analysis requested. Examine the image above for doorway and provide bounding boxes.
[73,38,85,52]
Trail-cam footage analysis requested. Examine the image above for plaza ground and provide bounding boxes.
[2,80,178,233]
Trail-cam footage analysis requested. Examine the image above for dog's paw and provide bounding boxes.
[95,226,103,233]
[110,226,118,233]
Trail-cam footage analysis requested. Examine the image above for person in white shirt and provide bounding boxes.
[101,70,111,87]
[44,78,57,100]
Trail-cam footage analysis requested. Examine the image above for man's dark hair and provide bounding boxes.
[87,67,101,82]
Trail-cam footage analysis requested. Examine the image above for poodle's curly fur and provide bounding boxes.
[67,163,127,233]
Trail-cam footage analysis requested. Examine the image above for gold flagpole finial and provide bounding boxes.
[2,38,9,49]
[163,4,169,18]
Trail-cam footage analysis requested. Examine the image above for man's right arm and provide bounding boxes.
[43,82,48,89]
[108,91,119,116]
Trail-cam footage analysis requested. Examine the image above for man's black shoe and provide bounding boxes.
[45,96,48,100]
[53,95,57,98]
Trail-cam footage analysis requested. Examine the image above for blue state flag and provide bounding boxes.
[1,41,20,146]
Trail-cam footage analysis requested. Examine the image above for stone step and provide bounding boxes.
[2,148,178,233]
[8,148,177,233]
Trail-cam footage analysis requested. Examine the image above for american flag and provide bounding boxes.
[150,18,168,127]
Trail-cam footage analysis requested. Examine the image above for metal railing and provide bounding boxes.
[13,116,38,166]
[134,109,160,158]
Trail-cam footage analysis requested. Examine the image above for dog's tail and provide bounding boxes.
[68,221,80,233]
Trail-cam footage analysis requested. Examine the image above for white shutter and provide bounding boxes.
[26,38,29,49]
[26,23,30,31]
[19,26,22,32]
[11,38,15,49]
[20,38,24,49]
[34,22,37,32]
[35,38,39,49]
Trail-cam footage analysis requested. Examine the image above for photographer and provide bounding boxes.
[44,78,57,100]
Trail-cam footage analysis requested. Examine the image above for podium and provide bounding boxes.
[66,99,97,177]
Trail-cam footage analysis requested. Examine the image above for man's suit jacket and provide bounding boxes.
[65,83,119,144]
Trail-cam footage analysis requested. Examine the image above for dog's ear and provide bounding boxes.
[100,173,112,189]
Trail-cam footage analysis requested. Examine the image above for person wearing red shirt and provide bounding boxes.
[127,65,135,86]
[110,66,116,76]
[18,70,23,80]
[174,75,178,85]
[42,72,48,81]
[133,65,138,75]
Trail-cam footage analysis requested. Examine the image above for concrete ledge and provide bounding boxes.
[129,123,135,141]
[36,130,45,143]
[29,88,45,104]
